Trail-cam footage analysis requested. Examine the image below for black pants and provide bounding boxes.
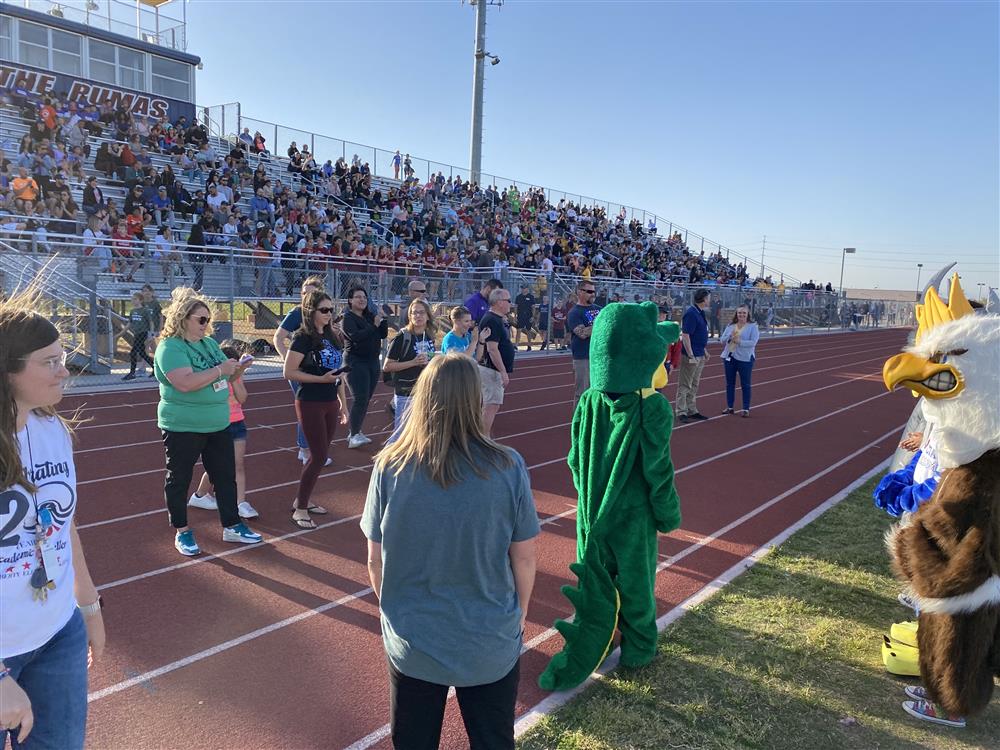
[388,658,519,750]
[709,315,721,337]
[162,429,239,528]
[346,355,380,436]
[128,331,154,373]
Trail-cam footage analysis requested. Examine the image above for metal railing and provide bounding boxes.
[201,102,798,286]
[11,0,188,51]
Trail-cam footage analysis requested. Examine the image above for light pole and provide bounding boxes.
[978,282,985,301]
[468,0,503,186]
[838,247,855,297]
[916,263,924,300]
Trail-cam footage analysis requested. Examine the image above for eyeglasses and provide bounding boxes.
[412,289,427,294]
[21,351,67,372]
[581,289,596,294]
[190,315,210,325]
[317,307,334,314]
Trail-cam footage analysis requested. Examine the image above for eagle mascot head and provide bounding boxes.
[883,278,1000,469]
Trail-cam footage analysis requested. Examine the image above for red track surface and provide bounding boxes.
[62,329,915,749]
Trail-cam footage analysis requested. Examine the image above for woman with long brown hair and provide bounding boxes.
[720,305,760,417]
[382,298,435,444]
[0,285,105,749]
[283,291,349,529]
[361,354,539,749]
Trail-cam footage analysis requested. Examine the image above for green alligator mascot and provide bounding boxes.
[539,301,683,692]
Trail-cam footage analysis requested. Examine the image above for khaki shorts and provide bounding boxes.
[479,365,506,406]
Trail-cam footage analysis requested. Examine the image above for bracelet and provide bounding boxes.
[78,596,103,617]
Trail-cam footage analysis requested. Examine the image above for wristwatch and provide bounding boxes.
[78,596,103,617]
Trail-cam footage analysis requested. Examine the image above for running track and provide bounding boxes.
[61,328,915,749]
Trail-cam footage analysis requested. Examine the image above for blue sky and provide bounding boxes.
[186,0,998,296]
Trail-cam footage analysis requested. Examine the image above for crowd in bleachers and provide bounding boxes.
[0,84,799,298]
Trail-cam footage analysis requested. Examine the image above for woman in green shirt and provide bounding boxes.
[154,288,263,556]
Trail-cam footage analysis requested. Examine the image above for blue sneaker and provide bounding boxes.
[175,529,200,556]
[222,522,263,545]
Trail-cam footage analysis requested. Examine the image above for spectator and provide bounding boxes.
[567,281,601,405]
[283,291,349,528]
[442,305,489,358]
[399,279,428,328]
[153,288,263,556]
[273,277,328,465]
[383,298,436,443]
[361,353,539,750]
[720,305,760,417]
[464,278,503,325]
[676,289,712,423]
[0,284,106,750]
[11,167,38,212]
[478,287,516,436]
[81,175,105,216]
[342,285,389,449]
[709,295,723,339]
[514,284,537,351]
[122,292,156,381]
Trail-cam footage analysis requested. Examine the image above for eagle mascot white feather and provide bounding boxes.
[883,311,1000,719]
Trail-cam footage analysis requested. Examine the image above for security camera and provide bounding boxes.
[491,56,500,66]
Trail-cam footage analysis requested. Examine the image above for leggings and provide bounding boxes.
[346,355,380,436]
[162,428,239,528]
[128,331,154,373]
[724,356,755,411]
[294,398,339,509]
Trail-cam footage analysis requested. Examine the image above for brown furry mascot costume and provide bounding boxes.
[883,297,1000,727]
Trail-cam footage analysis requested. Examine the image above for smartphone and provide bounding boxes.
[239,353,254,365]
[331,365,351,376]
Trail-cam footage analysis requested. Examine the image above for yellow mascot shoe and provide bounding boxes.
[890,620,918,648]
[882,634,921,676]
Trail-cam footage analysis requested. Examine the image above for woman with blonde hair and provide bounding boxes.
[382,298,435,444]
[0,285,104,749]
[720,305,760,417]
[361,354,539,749]
[154,287,262,555]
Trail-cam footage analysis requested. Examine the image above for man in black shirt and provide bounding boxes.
[514,285,537,351]
[478,288,515,436]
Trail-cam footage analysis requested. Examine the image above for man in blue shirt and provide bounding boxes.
[566,281,601,406]
[463,278,504,325]
[677,289,712,422]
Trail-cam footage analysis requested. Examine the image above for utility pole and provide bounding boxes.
[916,263,924,301]
[468,0,502,186]
[760,234,766,277]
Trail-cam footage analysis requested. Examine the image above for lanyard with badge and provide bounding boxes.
[186,339,227,393]
[24,426,58,603]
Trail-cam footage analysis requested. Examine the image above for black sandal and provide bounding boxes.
[305,504,328,515]
[292,511,316,529]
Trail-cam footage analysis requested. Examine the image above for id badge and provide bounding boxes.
[213,379,227,392]
[37,508,59,581]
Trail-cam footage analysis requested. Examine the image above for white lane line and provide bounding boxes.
[76,363,888,528]
[511,433,899,739]
[71,335,898,431]
[87,495,578,704]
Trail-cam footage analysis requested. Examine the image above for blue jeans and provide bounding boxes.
[724,356,754,411]
[2,609,88,750]
[288,381,307,450]
[386,394,413,445]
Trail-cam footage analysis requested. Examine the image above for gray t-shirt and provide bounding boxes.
[361,446,540,687]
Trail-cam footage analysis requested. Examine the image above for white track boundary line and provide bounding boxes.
[87,505,579,703]
[77,365,886,529]
[511,440,898,739]
[71,335,898,429]
[349,426,903,749]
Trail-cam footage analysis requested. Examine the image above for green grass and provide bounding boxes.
[518,479,1000,750]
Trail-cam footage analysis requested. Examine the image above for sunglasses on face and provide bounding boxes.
[191,315,210,325]
[317,307,334,314]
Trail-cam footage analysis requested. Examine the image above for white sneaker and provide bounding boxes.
[237,501,259,519]
[348,434,366,449]
[188,492,217,510]
[356,433,372,445]
[298,449,332,466]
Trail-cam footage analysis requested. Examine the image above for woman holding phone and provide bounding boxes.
[342,285,388,449]
[720,305,760,417]
[283,291,349,529]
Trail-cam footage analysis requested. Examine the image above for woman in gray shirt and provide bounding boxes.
[361,353,539,750]
[720,305,760,417]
